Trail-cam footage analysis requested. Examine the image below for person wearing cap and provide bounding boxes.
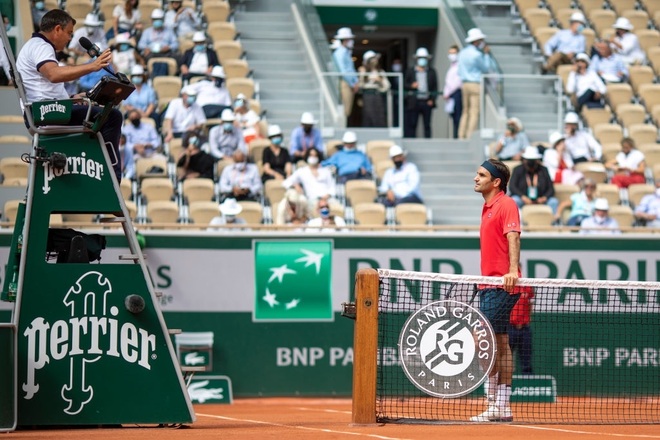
[493,117,530,161]
[69,13,107,58]
[579,198,621,235]
[458,29,496,140]
[359,50,390,127]
[321,131,373,183]
[605,137,646,189]
[276,188,311,226]
[123,64,159,124]
[566,53,606,113]
[590,41,627,84]
[443,45,463,139]
[331,27,359,120]
[634,178,660,228]
[109,0,141,40]
[609,17,645,66]
[179,31,219,81]
[208,108,247,160]
[208,198,248,231]
[542,12,586,74]
[378,145,423,207]
[176,129,215,181]
[555,178,597,226]
[262,124,292,183]
[164,0,200,38]
[233,93,262,144]
[289,112,324,160]
[185,65,231,118]
[542,131,583,185]
[509,146,559,214]
[562,111,602,163]
[123,108,163,163]
[283,147,337,211]
[219,149,262,202]
[162,85,207,143]
[306,198,346,233]
[137,8,178,61]
[111,32,144,76]
[404,47,438,138]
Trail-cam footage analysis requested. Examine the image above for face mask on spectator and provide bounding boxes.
[447,53,457,63]
[271,136,283,146]
[320,207,330,218]
[393,160,404,169]
[130,118,140,128]
[119,43,130,52]
[391,63,402,72]
[186,95,196,105]
[194,44,205,53]
[417,58,428,67]
[346,40,354,49]
[86,26,95,35]
[35,2,45,10]
[478,41,486,50]
[577,24,585,32]
[307,156,319,166]
[223,122,233,132]
[153,19,164,29]
[131,76,143,85]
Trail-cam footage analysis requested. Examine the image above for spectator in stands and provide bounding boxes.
[186,65,231,119]
[123,109,163,163]
[590,41,628,83]
[493,117,529,161]
[162,86,207,143]
[510,146,559,214]
[164,0,200,39]
[378,145,423,207]
[554,178,597,226]
[179,31,218,82]
[109,0,141,40]
[634,178,660,228]
[566,53,606,113]
[609,18,645,66]
[69,14,107,59]
[176,130,215,181]
[208,108,247,161]
[458,28,496,140]
[283,147,337,210]
[563,112,602,163]
[233,94,262,144]
[442,45,462,139]
[321,131,373,183]
[118,134,135,180]
[404,47,438,138]
[137,9,178,62]
[123,65,159,124]
[112,33,143,76]
[332,27,359,121]
[543,131,584,185]
[542,12,586,74]
[605,137,646,189]
[359,50,390,128]
[579,198,621,235]
[219,149,262,202]
[31,0,48,32]
[276,188,311,226]
[307,198,346,232]
[289,112,324,161]
[261,125,292,183]
[208,198,248,231]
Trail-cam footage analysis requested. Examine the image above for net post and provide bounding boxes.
[351,268,379,425]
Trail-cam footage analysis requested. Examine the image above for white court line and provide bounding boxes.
[196,413,411,440]
[511,425,660,438]
[296,406,352,415]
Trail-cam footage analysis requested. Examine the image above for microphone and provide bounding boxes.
[78,37,130,84]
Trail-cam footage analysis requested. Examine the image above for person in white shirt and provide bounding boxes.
[164,0,200,38]
[208,108,247,160]
[634,179,660,228]
[208,198,249,231]
[186,65,231,118]
[605,137,646,189]
[566,53,606,113]
[162,85,207,142]
[580,198,621,235]
[609,17,645,66]
[307,198,346,232]
[283,147,337,211]
[542,131,583,185]
[69,13,107,58]
[179,31,219,81]
[378,145,423,207]
[562,112,602,163]
[232,94,262,144]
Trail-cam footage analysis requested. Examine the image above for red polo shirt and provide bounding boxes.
[480,191,521,277]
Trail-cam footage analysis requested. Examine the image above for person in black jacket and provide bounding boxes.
[179,31,219,81]
[403,47,438,138]
[509,146,559,215]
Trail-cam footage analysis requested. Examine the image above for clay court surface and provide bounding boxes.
[3,398,659,439]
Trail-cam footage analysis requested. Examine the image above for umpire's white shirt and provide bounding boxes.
[16,33,69,104]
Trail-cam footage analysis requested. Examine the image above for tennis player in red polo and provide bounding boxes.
[471,158,521,422]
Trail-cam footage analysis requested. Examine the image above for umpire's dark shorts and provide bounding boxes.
[479,288,520,334]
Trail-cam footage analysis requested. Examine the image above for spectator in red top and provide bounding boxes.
[471,158,521,423]
[508,289,534,375]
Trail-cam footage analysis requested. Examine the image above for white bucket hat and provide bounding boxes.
[414,47,431,58]
[465,28,487,43]
[300,112,317,125]
[575,52,590,64]
[594,198,609,211]
[613,17,633,31]
[521,146,543,160]
[548,131,565,147]
[564,112,580,124]
[267,124,282,138]
[342,131,357,144]
[220,198,242,216]
[363,50,378,63]
[181,85,197,96]
[220,108,235,121]
[334,27,355,40]
[130,65,144,76]
[151,8,165,19]
[389,145,405,158]
[570,12,586,24]
[84,13,103,27]
[192,31,206,43]
[211,65,225,78]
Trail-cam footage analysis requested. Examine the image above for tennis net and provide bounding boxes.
[349,268,660,424]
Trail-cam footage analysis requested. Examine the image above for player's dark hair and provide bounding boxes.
[40,9,75,32]
[487,158,510,193]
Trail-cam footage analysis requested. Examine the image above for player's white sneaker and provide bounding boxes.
[470,406,513,422]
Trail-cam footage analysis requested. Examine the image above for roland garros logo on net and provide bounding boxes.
[399,300,496,398]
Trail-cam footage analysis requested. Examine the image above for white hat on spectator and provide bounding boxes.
[84,13,103,27]
[181,85,197,96]
[548,131,565,147]
[414,47,431,58]
[192,31,206,43]
[130,65,145,76]
[334,27,355,40]
[220,198,242,216]
[267,124,283,138]
[594,198,609,211]
[389,145,405,158]
[521,146,543,160]
[151,8,165,19]
[564,112,580,124]
[363,50,378,63]
[220,108,235,121]
[570,12,586,24]
[575,53,590,64]
[613,17,633,31]
[211,65,225,78]
[300,112,317,125]
[342,131,357,144]
[465,28,487,43]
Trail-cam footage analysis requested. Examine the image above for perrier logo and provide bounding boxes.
[253,241,333,322]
